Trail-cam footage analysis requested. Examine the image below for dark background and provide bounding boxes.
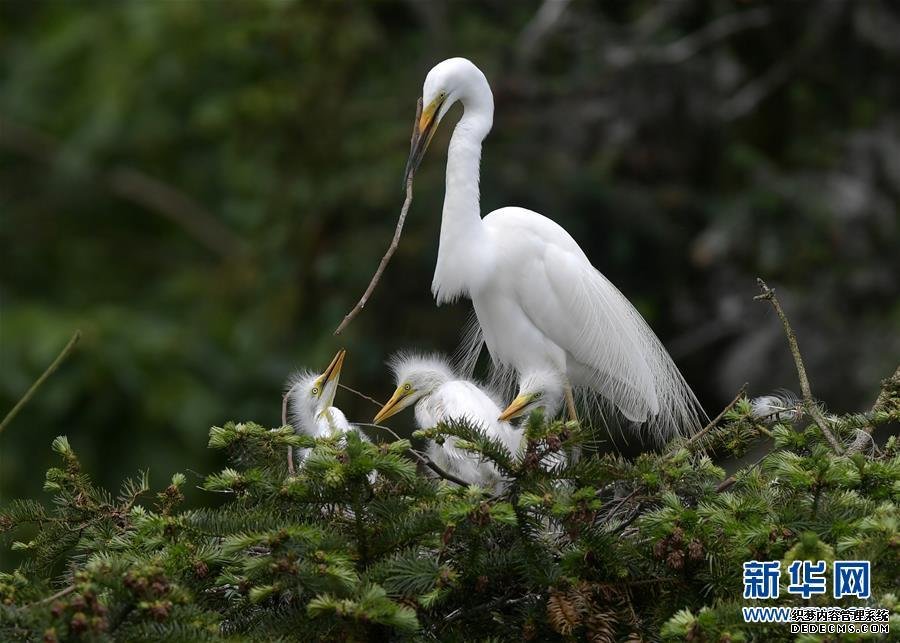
[2,0,898,566]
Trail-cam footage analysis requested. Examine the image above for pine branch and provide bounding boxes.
[679,383,747,453]
[5,375,898,641]
[715,448,771,493]
[29,585,76,607]
[373,424,473,488]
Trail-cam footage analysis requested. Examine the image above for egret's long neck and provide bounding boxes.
[433,92,494,304]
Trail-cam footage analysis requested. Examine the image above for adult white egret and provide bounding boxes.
[405,57,705,441]
[372,352,521,490]
[286,349,353,464]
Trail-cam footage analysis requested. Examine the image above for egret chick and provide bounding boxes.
[372,352,520,490]
[497,370,572,468]
[404,58,706,441]
[286,349,352,464]
[497,370,565,422]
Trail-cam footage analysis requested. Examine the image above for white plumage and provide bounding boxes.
[405,58,705,441]
[372,352,521,490]
[497,369,566,423]
[286,349,355,464]
[750,391,800,423]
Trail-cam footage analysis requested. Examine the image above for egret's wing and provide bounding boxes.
[325,407,349,432]
[484,208,704,440]
[530,245,703,439]
[311,415,335,440]
[425,381,514,487]
[436,381,504,427]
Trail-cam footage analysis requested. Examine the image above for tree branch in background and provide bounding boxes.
[754,279,843,454]
[516,0,573,66]
[0,330,81,436]
[629,0,688,42]
[718,2,840,121]
[106,168,245,258]
[718,58,794,122]
[334,98,422,336]
[605,7,772,68]
[0,115,244,259]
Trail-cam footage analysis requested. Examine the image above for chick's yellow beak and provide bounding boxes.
[498,393,534,422]
[315,349,346,396]
[373,385,411,424]
[404,95,444,184]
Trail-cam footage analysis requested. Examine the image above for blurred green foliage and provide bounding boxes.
[2,0,899,573]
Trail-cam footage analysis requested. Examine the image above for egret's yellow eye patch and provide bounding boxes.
[418,95,444,133]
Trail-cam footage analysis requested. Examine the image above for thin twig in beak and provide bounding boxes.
[333,98,422,336]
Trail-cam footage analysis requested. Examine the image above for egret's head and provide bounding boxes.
[498,370,565,422]
[405,57,492,183]
[373,352,456,424]
[286,349,346,429]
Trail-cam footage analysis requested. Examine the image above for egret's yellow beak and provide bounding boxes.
[498,393,536,422]
[373,385,413,424]
[404,95,445,184]
[314,349,346,404]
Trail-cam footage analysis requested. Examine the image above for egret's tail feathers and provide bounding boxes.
[454,309,485,378]
[569,267,706,443]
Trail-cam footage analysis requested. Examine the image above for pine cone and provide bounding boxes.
[666,549,685,570]
[688,539,704,561]
[653,538,669,559]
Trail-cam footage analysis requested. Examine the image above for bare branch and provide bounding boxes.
[846,364,900,454]
[0,330,81,436]
[716,447,772,493]
[283,388,295,476]
[28,584,77,607]
[679,383,747,452]
[334,99,422,335]
[754,279,843,454]
[338,383,384,409]
[371,423,474,488]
